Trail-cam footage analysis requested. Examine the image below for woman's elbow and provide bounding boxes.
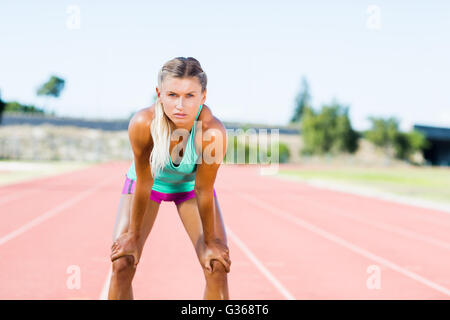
[194,187,214,197]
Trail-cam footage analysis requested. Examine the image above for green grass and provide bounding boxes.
[277,166,450,205]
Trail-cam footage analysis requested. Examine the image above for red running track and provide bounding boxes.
[0,161,449,299]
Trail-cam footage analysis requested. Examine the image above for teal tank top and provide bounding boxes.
[126,104,203,193]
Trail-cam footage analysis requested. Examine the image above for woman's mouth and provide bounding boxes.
[174,113,186,118]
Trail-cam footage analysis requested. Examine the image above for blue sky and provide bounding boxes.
[0,0,449,131]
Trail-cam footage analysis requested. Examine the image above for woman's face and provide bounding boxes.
[156,76,206,129]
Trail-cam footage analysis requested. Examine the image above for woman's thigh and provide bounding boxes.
[176,194,228,256]
[112,193,161,246]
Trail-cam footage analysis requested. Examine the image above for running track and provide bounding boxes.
[0,161,449,299]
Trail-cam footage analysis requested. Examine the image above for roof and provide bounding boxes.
[414,124,450,141]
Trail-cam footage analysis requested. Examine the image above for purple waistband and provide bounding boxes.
[121,174,217,205]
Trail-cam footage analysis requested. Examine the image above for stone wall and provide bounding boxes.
[0,124,424,166]
[0,124,133,162]
[0,124,300,163]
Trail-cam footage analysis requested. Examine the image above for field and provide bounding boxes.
[277,165,450,205]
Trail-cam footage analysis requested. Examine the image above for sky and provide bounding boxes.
[0,0,449,131]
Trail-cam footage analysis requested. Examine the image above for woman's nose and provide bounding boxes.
[176,97,184,109]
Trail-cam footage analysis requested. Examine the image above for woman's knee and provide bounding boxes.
[204,260,228,281]
[111,255,136,280]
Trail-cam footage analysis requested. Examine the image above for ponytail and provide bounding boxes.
[149,99,171,178]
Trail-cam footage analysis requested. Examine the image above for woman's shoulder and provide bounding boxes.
[195,104,227,156]
[128,104,156,154]
[131,104,156,124]
[199,104,226,132]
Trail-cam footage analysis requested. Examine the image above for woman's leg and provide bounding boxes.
[108,193,160,299]
[175,193,230,300]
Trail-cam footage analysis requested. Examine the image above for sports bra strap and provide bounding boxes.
[194,104,203,121]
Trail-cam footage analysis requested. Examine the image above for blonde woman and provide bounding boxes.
[108,57,231,300]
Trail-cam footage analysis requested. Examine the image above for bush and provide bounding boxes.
[394,130,430,161]
[268,142,290,163]
[364,116,430,161]
[224,134,291,164]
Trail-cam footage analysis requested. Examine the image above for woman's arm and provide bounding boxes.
[194,116,230,272]
[110,110,154,265]
[128,111,154,239]
[194,117,227,243]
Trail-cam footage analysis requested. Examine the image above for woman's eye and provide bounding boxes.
[168,93,193,97]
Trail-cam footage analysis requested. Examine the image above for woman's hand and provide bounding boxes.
[110,232,143,268]
[199,238,231,273]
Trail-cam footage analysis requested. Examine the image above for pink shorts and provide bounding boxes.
[121,174,217,205]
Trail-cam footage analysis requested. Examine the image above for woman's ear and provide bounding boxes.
[201,88,207,104]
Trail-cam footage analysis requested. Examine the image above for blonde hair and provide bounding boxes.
[149,57,207,178]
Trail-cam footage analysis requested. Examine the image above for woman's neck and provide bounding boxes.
[169,119,193,133]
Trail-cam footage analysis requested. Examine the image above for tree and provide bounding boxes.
[364,116,430,162]
[364,116,399,155]
[392,130,429,161]
[300,101,359,155]
[290,76,311,124]
[331,105,359,153]
[36,75,65,115]
[5,101,44,114]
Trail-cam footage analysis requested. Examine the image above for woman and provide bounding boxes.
[108,57,231,300]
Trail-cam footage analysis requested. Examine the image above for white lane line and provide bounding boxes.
[238,192,450,297]
[0,173,97,207]
[99,187,295,300]
[226,226,296,300]
[0,176,117,247]
[98,227,296,300]
[99,265,113,300]
[308,201,450,251]
[273,174,450,214]
[0,189,41,206]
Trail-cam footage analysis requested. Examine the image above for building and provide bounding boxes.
[414,124,450,166]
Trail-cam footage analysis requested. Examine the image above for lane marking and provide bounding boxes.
[98,226,296,300]
[273,174,450,214]
[286,193,450,229]
[307,200,450,251]
[99,265,112,300]
[0,189,42,206]
[238,192,450,297]
[0,172,100,208]
[0,176,117,247]
[226,226,296,300]
[98,216,296,300]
